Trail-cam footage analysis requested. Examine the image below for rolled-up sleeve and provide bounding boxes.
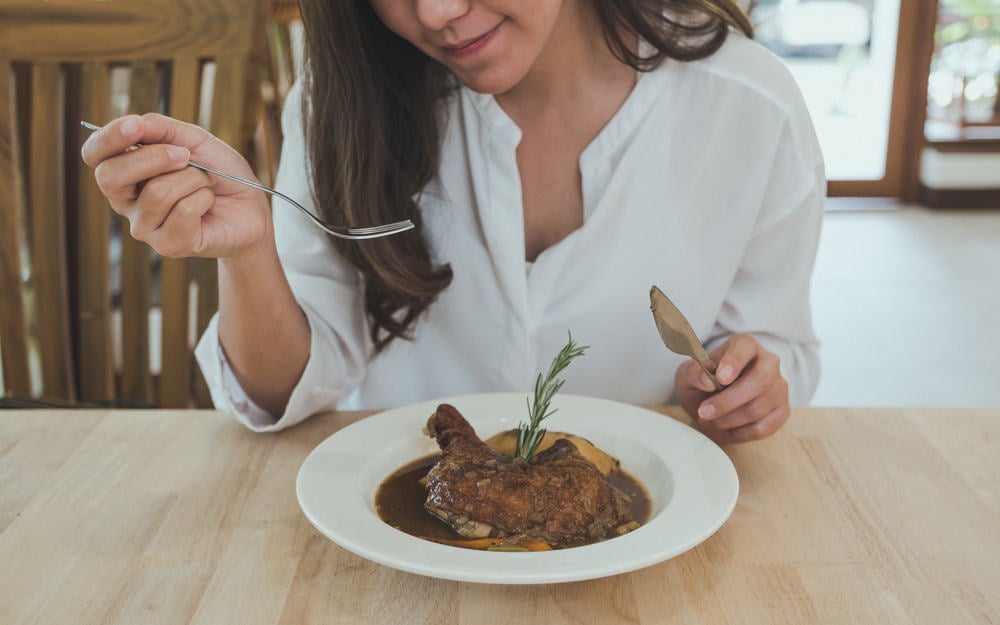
[195,79,372,431]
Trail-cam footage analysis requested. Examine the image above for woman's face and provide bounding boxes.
[370,0,576,94]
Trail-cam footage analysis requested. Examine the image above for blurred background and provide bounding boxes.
[750,0,1000,200]
[744,0,1000,407]
[0,0,998,410]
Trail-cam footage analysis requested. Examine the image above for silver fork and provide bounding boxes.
[81,121,414,240]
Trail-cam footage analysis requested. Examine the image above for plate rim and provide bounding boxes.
[295,392,739,584]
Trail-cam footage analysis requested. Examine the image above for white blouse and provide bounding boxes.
[195,34,825,432]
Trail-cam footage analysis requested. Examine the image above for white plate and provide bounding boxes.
[296,393,738,584]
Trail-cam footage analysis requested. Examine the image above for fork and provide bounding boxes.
[81,121,414,240]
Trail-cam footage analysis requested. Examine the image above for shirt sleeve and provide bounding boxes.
[705,113,825,406]
[194,78,374,431]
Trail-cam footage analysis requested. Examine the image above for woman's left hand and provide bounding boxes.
[674,333,789,445]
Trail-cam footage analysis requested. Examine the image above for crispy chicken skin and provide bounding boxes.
[423,403,632,545]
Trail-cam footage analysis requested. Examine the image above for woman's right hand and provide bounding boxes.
[81,113,273,261]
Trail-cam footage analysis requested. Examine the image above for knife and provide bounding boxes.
[649,286,724,392]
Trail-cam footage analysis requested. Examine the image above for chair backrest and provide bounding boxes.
[0,0,269,407]
[256,0,303,186]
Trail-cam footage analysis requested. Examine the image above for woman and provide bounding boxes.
[81,0,824,444]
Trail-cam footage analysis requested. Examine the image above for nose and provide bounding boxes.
[414,0,470,30]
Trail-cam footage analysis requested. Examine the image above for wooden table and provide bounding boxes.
[1,407,997,624]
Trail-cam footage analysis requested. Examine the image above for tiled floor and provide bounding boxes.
[810,203,1000,407]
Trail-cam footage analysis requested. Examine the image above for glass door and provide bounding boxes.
[749,0,937,197]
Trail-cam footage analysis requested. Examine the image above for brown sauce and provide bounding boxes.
[375,453,651,549]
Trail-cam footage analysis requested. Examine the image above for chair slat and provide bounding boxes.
[2,0,270,406]
[192,257,217,408]
[29,62,74,399]
[259,4,299,188]
[0,0,260,62]
[156,58,201,408]
[272,0,301,24]
[118,62,158,404]
[210,54,254,151]
[0,61,31,395]
[75,62,114,402]
[189,54,250,408]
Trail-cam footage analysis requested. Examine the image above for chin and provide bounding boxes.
[452,65,528,96]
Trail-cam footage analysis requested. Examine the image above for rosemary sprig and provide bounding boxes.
[515,333,589,463]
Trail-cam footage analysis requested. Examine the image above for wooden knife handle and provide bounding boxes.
[696,359,725,393]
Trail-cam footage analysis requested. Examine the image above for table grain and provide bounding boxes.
[1,406,998,625]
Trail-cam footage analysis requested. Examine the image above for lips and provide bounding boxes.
[441,20,504,58]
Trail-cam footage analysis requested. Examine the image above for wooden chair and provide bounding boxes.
[255,0,303,186]
[0,0,270,407]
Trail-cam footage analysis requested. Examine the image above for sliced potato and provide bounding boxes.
[484,429,620,476]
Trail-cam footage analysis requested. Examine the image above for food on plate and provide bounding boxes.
[422,403,637,546]
[483,429,619,476]
[375,334,647,550]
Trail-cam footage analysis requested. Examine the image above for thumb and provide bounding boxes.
[82,114,211,170]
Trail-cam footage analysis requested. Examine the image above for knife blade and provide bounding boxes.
[649,286,723,392]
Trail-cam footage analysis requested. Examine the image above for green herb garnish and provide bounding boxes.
[515,333,589,462]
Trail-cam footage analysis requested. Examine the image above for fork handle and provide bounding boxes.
[82,120,323,228]
[81,120,414,240]
[81,121,291,205]
[182,160,299,207]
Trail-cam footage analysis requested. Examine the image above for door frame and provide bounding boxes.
[828,0,939,200]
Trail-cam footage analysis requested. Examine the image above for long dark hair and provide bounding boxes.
[297,0,753,353]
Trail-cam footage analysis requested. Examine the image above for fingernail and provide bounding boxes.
[717,364,734,384]
[166,146,189,162]
[698,403,716,420]
[121,118,140,136]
